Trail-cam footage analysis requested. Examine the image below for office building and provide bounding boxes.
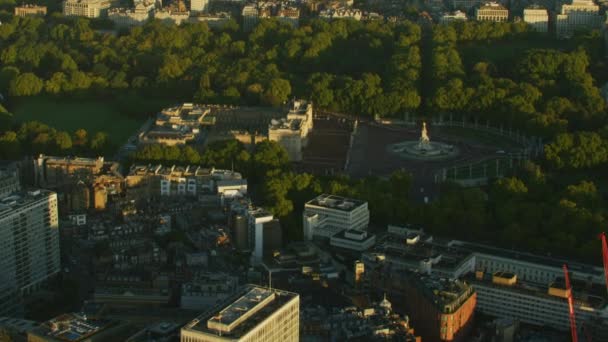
[190,0,208,12]
[14,4,47,16]
[468,269,608,332]
[475,2,509,22]
[523,6,549,32]
[376,271,476,342]
[247,207,275,264]
[242,5,259,31]
[0,190,59,316]
[181,285,299,342]
[63,0,113,18]
[268,99,313,162]
[363,226,476,279]
[28,313,132,342]
[303,194,369,238]
[556,0,602,37]
[330,229,376,252]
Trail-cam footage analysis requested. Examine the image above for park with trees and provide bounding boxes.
[0,13,605,262]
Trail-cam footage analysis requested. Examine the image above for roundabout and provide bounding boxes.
[388,122,459,160]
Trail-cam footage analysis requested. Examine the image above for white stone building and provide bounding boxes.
[108,2,154,27]
[475,2,509,22]
[268,99,313,162]
[63,0,113,18]
[556,0,602,37]
[303,194,370,239]
[523,6,549,32]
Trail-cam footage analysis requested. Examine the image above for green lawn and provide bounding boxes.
[11,97,144,144]
[459,38,577,67]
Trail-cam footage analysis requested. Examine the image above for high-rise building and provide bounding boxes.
[242,5,259,32]
[63,0,113,18]
[303,194,369,238]
[523,6,549,32]
[556,0,602,37]
[247,207,275,264]
[0,189,60,316]
[181,285,299,342]
[475,2,509,22]
[190,0,208,12]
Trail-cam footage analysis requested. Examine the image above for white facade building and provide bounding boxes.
[556,0,602,37]
[523,6,549,32]
[470,271,608,332]
[303,194,369,238]
[0,190,60,316]
[247,208,274,264]
[190,0,208,12]
[108,2,154,27]
[181,285,299,342]
[268,99,314,162]
[475,2,509,22]
[63,0,113,18]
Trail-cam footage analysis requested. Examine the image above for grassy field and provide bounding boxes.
[459,38,577,68]
[11,97,147,145]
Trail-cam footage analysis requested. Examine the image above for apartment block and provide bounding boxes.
[0,190,60,316]
[556,0,602,37]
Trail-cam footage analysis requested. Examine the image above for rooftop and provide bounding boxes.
[184,285,298,338]
[0,189,54,216]
[306,194,366,212]
[467,272,606,309]
[32,313,118,342]
[412,274,474,311]
[333,229,374,242]
[269,117,303,131]
[451,241,604,278]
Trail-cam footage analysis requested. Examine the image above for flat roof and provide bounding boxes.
[0,189,54,216]
[306,194,366,212]
[35,313,117,342]
[184,285,298,338]
[453,241,603,277]
[468,272,606,309]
